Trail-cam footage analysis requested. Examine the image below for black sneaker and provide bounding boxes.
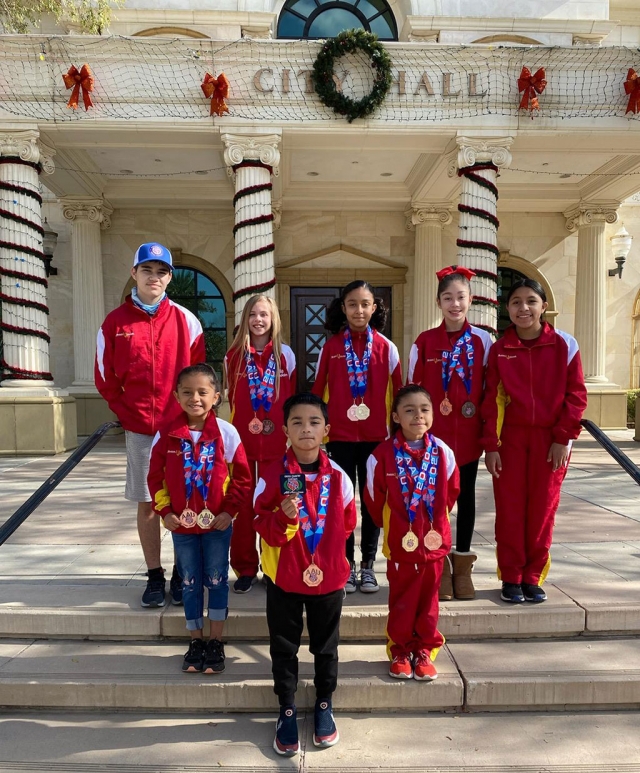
[170,565,183,606]
[233,575,257,594]
[182,638,205,673]
[141,571,166,608]
[273,705,299,757]
[501,582,525,604]
[522,583,547,603]
[203,639,226,674]
[313,698,339,748]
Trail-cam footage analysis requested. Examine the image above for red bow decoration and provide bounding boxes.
[201,72,230,116]
[436,265,477,282]
[517,66,547,112]
[624,68,640,115]
[63,64,94,111]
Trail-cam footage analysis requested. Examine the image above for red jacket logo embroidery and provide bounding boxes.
[116,331,134,338]
[498,354,517,359]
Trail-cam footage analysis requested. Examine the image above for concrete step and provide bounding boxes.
[1,636,639,714]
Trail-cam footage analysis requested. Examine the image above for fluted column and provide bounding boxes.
[61,197,112,387]
[566,203,619,383]
[221,132,281,323]
[451,135,513,336]
[406,205,453,338]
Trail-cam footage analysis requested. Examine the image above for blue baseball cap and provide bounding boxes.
[133,242,173,269]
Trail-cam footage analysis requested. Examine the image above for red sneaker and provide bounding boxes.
[413,650,438,681]
[389,654,413,679]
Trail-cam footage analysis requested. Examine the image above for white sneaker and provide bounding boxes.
[345,563,357,594]
[359,561,380,593]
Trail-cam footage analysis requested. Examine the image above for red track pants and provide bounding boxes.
[230,458,269,578]
[493,425,568,586]
[386,559,444,660]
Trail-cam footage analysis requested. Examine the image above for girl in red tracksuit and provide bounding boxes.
[482,278,587,604]
[407,266,492,601]
[224,295,297,592]
[148,363,252,674]
[312,280,403,594]
[365,384,460,681]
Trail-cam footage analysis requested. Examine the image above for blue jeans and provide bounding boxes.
[172,529,232,631]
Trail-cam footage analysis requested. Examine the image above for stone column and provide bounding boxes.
[61,197,112,387]
[451,135,514,336]
[406,205,452,338]
[565,203,619,383]
[221,132,281,323]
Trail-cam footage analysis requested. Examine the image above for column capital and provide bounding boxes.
[564,202,619,232]
[61,197,113,230]
[0,130,55,174]
[405,206,452,231]
[455,135,514,170]
[221,132,281,177]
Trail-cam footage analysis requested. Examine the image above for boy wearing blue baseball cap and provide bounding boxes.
[95,243,206,607]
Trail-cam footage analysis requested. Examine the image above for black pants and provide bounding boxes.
[266,579,343,707]
[455,459,479,553]
[326,440,380,564]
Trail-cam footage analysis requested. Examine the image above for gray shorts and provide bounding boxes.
[124,431,154,503]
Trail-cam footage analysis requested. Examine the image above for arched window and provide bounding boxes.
[166,267,227,378]
[278,0,397,41]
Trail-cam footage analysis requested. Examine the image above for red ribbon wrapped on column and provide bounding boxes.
[517,66,547,112]
[201,72,230,116]
[624,68,640,115]
[63,64,94,111]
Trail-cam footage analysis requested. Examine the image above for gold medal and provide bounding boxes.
[356,403,370,420]
[248,416,263,434]
[347,405,359,422]
[440,398,453,416]
[197,508,215,529]
[262,419,275,435]
[303,563,323,587]
[424,529,443,550]
[180,508,198,528]
[401,530,419,553]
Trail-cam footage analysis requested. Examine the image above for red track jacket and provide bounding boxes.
[224,342,297,462]
[364,430,460,564]
[148,411,252,536]
[253,449,357,595]
[481,322,587,453]
[95,296,205,435]
[407,320,493,467]
[312,329,403,443]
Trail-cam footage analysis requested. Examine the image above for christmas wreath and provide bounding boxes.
[312,29,392,123]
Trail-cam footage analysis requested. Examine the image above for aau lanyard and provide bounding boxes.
[343,326,373,400]
[442,329,474,397]
[393,435,439,527]
[181,438,216,505]
[245,351,277,414]
[284,456,331,555]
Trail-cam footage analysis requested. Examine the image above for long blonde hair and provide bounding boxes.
[228,295,284,398]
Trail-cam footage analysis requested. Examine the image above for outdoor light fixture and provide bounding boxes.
[608,225,633,279]
[42,218,58,277]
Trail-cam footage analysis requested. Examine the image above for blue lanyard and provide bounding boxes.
[245,351,277,413]
[181,438,216,505]
[442,329,474,396]
[343,326,373,400]
[284,456,331,555]
[393,435,439,527]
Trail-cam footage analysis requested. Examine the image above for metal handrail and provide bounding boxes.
[580,419,640,486]
[0,421,121,548]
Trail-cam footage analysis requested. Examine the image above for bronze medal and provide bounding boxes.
[440,398,453,416]
[262,419,275,435]
[180,508,198,528]
[401,530,419,553]
[461,401,476,418]
[196,508,214,529]
[347,405,359,422]
[248,416,264,434]
[303,563,324,587]
[424,529,443,551]
[356,403,371,420]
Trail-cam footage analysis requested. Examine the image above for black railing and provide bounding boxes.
[580,419,640,486]
[0,421,121,548]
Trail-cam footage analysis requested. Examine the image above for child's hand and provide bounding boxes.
[485,451,502,478]
[547,442,569,471]
[163,513,181,531]
[213,511,232,531]
[280,495,300,520]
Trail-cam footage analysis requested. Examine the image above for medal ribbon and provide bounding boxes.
[343,326,373,400]
[245,351,277,414]
[284,456,331,555]
[393,435,439,527]
[441,329,474,397]
[181,438,216,506]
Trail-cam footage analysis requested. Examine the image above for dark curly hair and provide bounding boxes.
[324,280,388,334]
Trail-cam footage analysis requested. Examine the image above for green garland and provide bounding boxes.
[313,29,392,123]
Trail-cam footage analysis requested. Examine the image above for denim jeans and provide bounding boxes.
[172,528,232,631]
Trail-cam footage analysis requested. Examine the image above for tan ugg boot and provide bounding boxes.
[439,554,453,601]
[452,551,477,600]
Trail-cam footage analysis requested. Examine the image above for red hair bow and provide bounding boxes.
[436,265,476,282]
[517,66,547,112]
[201,72,230,116]
[624,68,640,115]
[63,64,94,111]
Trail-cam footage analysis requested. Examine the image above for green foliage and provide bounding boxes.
[312,28,393,123]
[0,0,122,34]
[627,389,640,426]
